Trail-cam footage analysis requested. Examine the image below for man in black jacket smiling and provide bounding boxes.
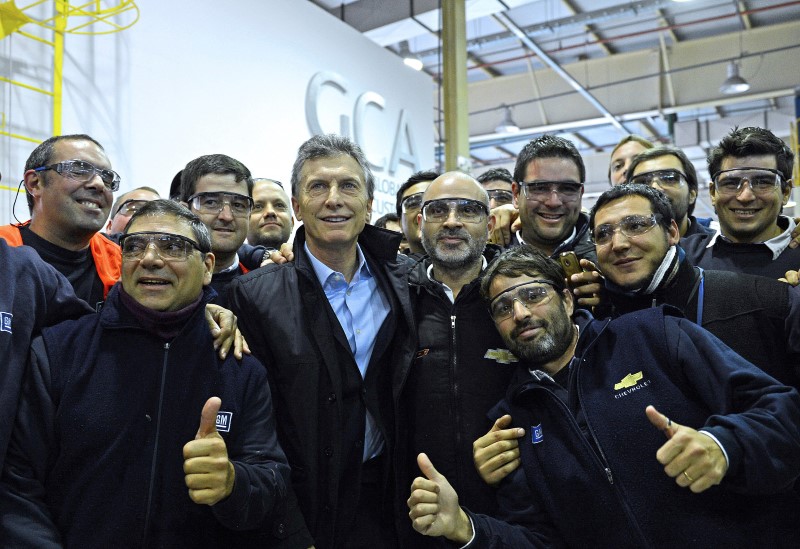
[0,200,289,547]
[230,134,415,549]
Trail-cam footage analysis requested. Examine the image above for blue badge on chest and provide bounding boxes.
[531,424,543,444]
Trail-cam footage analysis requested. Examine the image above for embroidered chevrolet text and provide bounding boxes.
[0,312,12,334]
[484,348,519,365]
[215,411,232,433]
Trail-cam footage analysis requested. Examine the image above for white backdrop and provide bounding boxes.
[0,0,434,223]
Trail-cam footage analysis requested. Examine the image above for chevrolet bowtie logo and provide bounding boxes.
[614,371,643,391]
[484,349,519,365]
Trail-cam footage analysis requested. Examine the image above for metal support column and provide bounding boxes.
[53,0,68,135]
[441,0,469,172]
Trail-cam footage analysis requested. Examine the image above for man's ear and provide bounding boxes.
[23,169,44,199]
[782,180,793,205]
[561,287,575,317]
[512,182,520,208]
[291,196,302,222]
[202,252,215,285]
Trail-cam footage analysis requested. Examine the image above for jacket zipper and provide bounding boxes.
[141,342,170,548]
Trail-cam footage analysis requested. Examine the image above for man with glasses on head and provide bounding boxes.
[0,199,290,547]
[682,126,800,279]
[104,186,160,242]
[407,245,800,548]
[626,146,714,238]
[395,172,515,548]
[0,134,122,310]
[396,170,439,259]
[179,154,255,309]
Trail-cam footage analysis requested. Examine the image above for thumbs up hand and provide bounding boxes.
[645,405,728,494]
[407,453,473,543]
[183,397,235,505]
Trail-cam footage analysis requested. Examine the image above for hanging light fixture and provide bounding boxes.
[719,60,750,95]
[495,104,520,134]
[399,40,423,71]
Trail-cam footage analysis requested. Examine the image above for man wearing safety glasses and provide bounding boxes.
[682,126,800,279]
[626,146,715,238]
[0,199,290,547]
[0,134,123,310]
[395,170,438,259]
[104,185,160,241]
[179,154,255,309]
[407,245,800,548]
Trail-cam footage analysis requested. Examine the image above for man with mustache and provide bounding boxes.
[395,172,515,547]
[408,246,800,547]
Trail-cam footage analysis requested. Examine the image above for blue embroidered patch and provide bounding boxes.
[215,411,232,433]
[0,312,12,334]
[531,424,543,444]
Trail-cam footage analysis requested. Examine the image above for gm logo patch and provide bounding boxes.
[0,312,12,334]
[531,424,544,444]
[215,411,232,433]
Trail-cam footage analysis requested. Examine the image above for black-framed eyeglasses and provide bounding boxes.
[488,279,559,322]
[629,169,686,188]
[591,214,662,246]
[712,167,785,197]
[487,189,514,205]
[34,159,120,192]
[188,192,254,217]
[400,192,425,213]
[119,231,205,261]
[421,198,489,223]
[112,199,151,218]
[520,180,583,202]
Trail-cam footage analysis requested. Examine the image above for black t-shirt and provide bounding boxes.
[20,226,105,310]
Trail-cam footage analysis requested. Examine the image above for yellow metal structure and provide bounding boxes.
[0,0,139,139]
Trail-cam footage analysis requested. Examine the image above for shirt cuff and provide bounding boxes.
[699,430,730,468]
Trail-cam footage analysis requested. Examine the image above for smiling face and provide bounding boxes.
[513,157,584,254]
[190,173,250,271]
[292,154,372,256]
[710,154,790,243]
[247,180,293,248]
[419,173,494,273]
[489,273,575,373]
[594,195,680,291]
[25,139,114,250]
[121,214,214,312]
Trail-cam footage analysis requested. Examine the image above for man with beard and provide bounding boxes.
[396,172,516,547]
[180,154,254,309]
[626,146,714,237]
[407,245,800,548]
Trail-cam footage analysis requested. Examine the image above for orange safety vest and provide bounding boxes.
[0,221,121,298]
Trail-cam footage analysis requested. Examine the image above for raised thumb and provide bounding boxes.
[196,396,221,439]
[417,452,442,482]
[645,404,677,438]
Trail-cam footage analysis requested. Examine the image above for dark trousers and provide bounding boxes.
[342,455,399,549]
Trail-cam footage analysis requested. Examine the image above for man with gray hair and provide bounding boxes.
[230,134,415,548]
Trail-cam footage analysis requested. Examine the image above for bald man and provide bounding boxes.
[394,172,517,548]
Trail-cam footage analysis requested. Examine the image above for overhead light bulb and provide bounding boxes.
[719,60,750,95]
[399,40,423,71]
[495,105,520,134]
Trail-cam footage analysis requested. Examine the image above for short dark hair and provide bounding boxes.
[627,146,699,216]
[374,212,399,229]
[124,199,212,253]
[707,127,794,192]
[589,184,675,234]
[477,167,513,186]
[290,134,374,200]
[514,135,585,184]
[607,135,654,181]
[179,154,253,201]
[110,186,160,218]
[395,170,439,217]
[24,134,106,212]
[480,245,566,304]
